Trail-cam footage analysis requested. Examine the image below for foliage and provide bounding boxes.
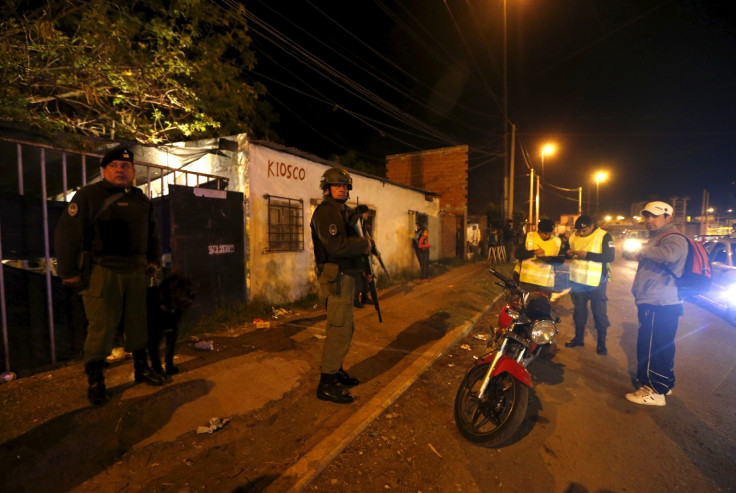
[0,0,277,144]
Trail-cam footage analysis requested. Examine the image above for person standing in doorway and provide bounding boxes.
[564,215,615,355]
[626,201,687,406]
[412,223,424,268]
[54,145,165,406]
[310,167,372,404]
[418,228,431,279]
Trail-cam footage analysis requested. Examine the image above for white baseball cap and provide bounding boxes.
[641,201,673,216]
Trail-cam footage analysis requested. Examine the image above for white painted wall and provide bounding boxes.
[139,135,440,304]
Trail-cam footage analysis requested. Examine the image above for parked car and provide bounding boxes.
[698,237,736,325]
[621,229,649,259]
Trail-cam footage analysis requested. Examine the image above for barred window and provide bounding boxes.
[266,195,304,251]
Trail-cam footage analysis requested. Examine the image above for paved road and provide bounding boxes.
[308,257,736,492]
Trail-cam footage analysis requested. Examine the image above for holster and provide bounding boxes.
[318,263,342,298]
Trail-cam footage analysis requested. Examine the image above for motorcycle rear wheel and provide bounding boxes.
[454,363,529,446]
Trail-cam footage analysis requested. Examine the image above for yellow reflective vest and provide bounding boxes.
[569,227,608,287]
[514,232,562,287]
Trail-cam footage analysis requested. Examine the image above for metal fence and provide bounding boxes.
[0,136,229,375]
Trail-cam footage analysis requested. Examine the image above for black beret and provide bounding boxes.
[538,219,555,233]
[100,145,134,167]
[574,215,594,230]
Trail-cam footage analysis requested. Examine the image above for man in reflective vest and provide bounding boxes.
[564,215,616,355]
[514,218,562,296]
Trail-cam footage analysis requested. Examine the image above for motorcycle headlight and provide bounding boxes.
[530,319,558,344]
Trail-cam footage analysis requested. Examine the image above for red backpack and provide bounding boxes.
[655,231,712,297]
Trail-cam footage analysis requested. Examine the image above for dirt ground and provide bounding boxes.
[2,260,735,492]
[309,280,736,493]
[0,262,496,492]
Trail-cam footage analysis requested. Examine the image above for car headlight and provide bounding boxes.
[623,238,643,253]
[724,283,736,304]
[530,319,558,344]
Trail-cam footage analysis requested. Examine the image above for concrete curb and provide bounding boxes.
[266,302,494,493]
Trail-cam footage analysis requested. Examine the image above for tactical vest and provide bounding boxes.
[514,232,561,287]
[569,227,608,286]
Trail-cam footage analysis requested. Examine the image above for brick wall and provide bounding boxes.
[386,145,469,258]
[386,145,468,216]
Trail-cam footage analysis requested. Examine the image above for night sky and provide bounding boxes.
[243,0,736,219]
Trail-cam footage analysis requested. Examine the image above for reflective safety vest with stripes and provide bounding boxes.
[514,232,561,287]
[569,227,608,287]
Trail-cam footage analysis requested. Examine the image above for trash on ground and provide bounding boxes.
[428,442,443,458]
[271,307,289,318]
[460,344,471,351]
[253,318,271,329]
[473,334,489,341]
[1,371,17,383]
[197,417,231,434]
[194,340,214,351]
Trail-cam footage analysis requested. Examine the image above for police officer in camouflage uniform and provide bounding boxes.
[54,145,165,406]
[310,167,372,404]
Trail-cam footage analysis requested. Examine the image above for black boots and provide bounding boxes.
[133,349,166,386]
[85,360,111,406]
[596,331,608,355]
[336,367,360,386]
[564,333,607,354]
[317,372,355,404]
[85,348,166,406]
[565,326,585,348]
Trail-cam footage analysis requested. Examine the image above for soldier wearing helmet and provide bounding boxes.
[310,167,371,403]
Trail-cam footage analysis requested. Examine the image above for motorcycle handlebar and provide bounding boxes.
[489,266,515,288]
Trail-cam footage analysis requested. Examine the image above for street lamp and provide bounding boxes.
[538,143,556,212]
[594,171,608,215]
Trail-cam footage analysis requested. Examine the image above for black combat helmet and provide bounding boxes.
[319,167,352,191]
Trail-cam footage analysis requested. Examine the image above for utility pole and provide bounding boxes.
[503,0,509,219]
[528,168,534,230]
[509,123,516,218]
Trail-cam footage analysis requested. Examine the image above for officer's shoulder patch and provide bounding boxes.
[67,203,78,217]
[329,224,338,236]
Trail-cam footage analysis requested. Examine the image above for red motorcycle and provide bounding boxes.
[454,266,559,446]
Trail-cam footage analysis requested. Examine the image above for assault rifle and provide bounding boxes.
[374,247,390,279]
[354,200,382,322]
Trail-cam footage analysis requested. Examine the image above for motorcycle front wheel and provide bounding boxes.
[454,363,529,447]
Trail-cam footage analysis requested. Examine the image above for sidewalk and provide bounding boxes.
[0,261,501,493]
